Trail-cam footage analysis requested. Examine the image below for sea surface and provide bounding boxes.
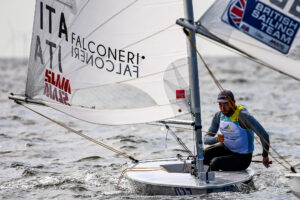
[1,57,300,199]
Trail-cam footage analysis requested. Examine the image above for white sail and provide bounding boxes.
[26,0,190,125]
[198,0,300,80]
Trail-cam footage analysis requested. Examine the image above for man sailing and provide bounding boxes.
[204,90,272,171]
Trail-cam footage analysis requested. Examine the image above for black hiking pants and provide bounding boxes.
[203,143,252,171]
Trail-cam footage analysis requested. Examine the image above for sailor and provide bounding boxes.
[204,90,272,171]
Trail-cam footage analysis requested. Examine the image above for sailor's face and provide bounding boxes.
[219,102,234,116]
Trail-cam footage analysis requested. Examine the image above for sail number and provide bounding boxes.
[174,187,192,196]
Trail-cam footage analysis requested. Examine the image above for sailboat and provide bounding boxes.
[189,0,300,198]
[8,0,299,196]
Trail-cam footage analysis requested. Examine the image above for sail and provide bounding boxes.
[197,0,300,80]
[26,0,190,125]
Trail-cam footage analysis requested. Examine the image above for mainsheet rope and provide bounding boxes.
[16,101,139,163]
[184,28,296,173]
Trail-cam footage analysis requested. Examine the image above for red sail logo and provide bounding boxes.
[44,69,71,105]
[176,90,185,99]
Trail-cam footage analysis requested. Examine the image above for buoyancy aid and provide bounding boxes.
[219,105,254,154]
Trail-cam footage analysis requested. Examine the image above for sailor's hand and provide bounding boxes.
[262,156,272,168]
[217,134,224,143]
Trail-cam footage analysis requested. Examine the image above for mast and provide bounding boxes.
[183,0,204,178]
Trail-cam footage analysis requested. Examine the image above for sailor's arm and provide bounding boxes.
[239,110,272,168]
[204,112,221,145]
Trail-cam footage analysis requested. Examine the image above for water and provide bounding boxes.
[1,57,300,199]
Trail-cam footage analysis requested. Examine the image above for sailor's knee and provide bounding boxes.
[210,157,221,171]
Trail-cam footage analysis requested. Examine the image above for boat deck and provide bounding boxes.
[125,158,255,195]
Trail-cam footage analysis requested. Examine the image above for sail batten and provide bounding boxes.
[26,0,190,125]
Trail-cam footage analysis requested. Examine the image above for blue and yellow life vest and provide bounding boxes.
[219,105,254,154]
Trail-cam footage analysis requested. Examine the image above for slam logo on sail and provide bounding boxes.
[44,69,71,106]
[222,0,300,54]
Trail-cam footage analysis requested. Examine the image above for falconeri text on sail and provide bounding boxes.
[71,33,141,78]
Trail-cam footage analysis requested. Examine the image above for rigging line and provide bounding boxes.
[195,33,251,61]
[240,115,294,170]
[148,122,193,131]
[15,101,139,163]
[147,122,195,155]
[165,125,194,156]
[185,30,295,172]
[185,29,223,92]
[149,123,224,134]
[149,123,223,144]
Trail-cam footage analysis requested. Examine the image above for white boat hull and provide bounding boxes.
[125,158,255,196]
[286,173,300,198]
